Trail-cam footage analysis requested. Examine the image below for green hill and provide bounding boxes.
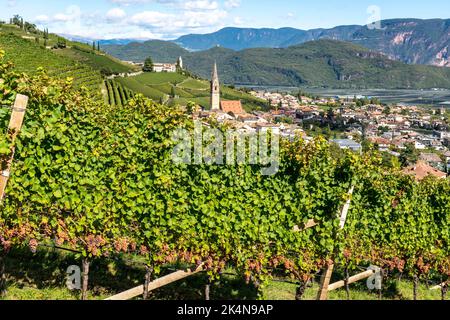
[0,23,138,98]
[103,40,188,63]
[0,23,269,110]
[105,37,450,89]
[54,46,138,76]
[0,32,103,94]
[115,71,268,111]
[0,26,150,108]
[182,40,450,89]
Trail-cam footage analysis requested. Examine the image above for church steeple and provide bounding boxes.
[210,61,220,111]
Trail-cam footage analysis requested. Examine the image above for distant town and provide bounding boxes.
[193,62,450,181]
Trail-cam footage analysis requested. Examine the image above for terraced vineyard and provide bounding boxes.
[117,71,268,110]
[0,33,103,95]
[55,47,138,76]
[105,79,134,106]
[0,25,267,109]
[0,24,93,50]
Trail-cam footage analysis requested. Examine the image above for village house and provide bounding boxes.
[152,57,182,73]
[331,139,362,152]
[420,153,445,171]
[403,161,447,181]
[220,100,245,115]
[153,63,177,73]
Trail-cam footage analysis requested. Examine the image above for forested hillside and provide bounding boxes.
[104,38,450,89]
[182,40,450,89]
[174,19,450,68]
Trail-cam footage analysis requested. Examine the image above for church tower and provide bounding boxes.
[210,62,220,111]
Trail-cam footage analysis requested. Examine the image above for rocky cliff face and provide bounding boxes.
[175,19,450,67]
[349,19,450,67]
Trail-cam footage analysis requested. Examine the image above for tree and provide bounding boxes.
[186,101,197,114]
[143,57,154,72]
[12,15,22,27]
[276,101,281,111]
[54,37,67,49]
[400,142,419,167]
[378,126,389,134]
[24,22,37,33]
[326,107,335,120]
[92,41,96,51]
[97,42,100,52]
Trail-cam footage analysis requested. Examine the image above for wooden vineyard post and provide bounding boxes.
[317,186,354,300]
[0,94,28,297]
[317,264,335,300]
[0,94,29,201]
[81,259,90,300]
[105,264,205,300]
[143,265,153,300]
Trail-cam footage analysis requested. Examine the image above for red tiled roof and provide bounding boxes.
[221,100,244,114]
[368,137,391,145]
[403,161,447,181]
[419,153,442,163]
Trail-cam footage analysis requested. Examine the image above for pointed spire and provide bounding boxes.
[210,61,220,111]
[212,61,218,80]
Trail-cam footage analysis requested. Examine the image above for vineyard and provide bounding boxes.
[0,50,449,301]
[0,33,103,96]
[105,80,135,107]
[55,47,138,76]
[0,23,93,51]
[116,72,268,111]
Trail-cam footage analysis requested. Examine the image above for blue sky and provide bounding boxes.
[1,0,450,40]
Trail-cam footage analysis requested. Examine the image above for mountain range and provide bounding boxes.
[100,18,450,89]
[102,18,450,68]
[60,34,146,46]
[174,19,450,67]
[102,39,450,89]
[185,40,450,89]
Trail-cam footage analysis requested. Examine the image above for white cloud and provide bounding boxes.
[7,0,17,8]
[130,9,227,33]
[183,0,218,10]
[110,0,151,4]
[53,5,82,23]
[32,0,236,40]
[233,16,243,25]
[109,0,177,6]
[183,9,227,28]
[130,11,175,27]
[106,8,127,22]
[34,15,49,23]
[225,0,241,8]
